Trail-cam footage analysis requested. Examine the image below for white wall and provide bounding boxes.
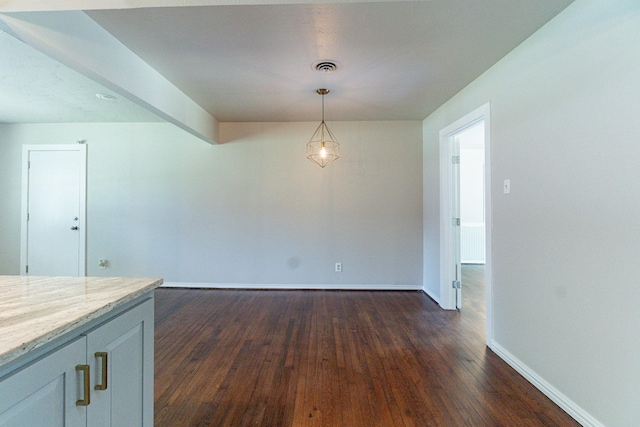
[460,147,484,264]
[0,120,423,289]
[459,122,484,225]
[423,1,640,425]
[459,121,485,264]
[0,124,21,272]
[459,147,484,223]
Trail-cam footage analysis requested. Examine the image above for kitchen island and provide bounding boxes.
[0,276,162,427]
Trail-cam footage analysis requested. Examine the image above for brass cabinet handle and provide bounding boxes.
[76,364,91,406]
[94,352,108,390]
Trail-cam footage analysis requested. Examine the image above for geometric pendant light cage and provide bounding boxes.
[306,88,340,168]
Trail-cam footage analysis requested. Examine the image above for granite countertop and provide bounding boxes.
[0,276,163,368]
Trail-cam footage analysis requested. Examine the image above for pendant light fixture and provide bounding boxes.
[306,88,340,168]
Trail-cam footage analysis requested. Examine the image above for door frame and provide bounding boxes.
[20,144,87,276]
[439,103,493,344]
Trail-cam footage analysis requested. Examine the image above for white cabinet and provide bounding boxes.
[0,337,87,427]
[0,296,154,427]
[87,298,154,427]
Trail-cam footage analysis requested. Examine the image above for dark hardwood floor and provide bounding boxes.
[154,266,579,426]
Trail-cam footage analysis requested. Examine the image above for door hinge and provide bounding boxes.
[452,280,461,289]
[26,265,29,274]
[452,155,460,164]
[452,217,460,226]
[28,160,31,169]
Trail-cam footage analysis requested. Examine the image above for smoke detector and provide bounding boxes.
[313,60,339,73]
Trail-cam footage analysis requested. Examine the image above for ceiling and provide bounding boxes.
[0,29,162,124]
[0,0,573,125]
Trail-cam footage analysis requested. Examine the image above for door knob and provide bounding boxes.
[71,226,79,230]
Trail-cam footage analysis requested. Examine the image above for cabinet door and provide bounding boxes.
[86,298,154,427]
[0,337,87,427]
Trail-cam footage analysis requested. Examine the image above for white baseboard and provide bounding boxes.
[490,341,603,427]
[162,282,422,291]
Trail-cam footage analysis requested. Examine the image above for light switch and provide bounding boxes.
[503,179,511,194]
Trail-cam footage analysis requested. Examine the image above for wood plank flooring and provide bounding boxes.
[154,266,579,426]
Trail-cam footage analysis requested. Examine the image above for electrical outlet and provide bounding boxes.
[98,259,108,269]
[335,262,342,273]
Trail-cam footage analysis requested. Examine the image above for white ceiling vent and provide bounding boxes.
[313,61,339,73]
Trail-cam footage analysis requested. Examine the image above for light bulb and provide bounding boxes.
[320,146,327,158]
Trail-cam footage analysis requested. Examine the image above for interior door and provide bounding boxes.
[452,137,462,309]
[21,145,86,276]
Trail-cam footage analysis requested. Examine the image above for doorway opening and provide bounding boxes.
[459,121,486,320]
[439,103,492,345]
